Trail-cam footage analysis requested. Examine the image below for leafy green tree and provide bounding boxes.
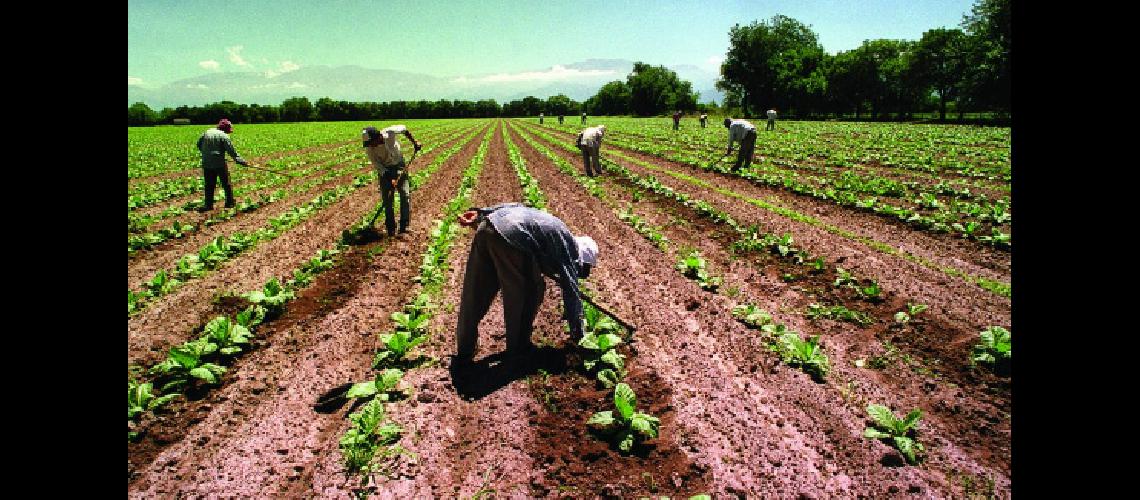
[960,0,1010,115]
[128,102,158,126]
[544,94,576,116]
[625,62,698,116]
[717,15,822,117]
[588,80,631,116]
[909,28,967,120]
[280,96,315,122]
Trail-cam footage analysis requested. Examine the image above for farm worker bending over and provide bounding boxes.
[672,110,682,130]
[700,113,708,128]
[362,124,422,237]
[196,119,250,212]
[767,108,778,130]
[576,125,607,177]
[454,203,599,366]
[724,117,757,172]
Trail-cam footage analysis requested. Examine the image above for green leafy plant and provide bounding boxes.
[346,368,406,401]
[731,303,772,329]
[894,302,928,325]
[372,330,427,369]
[578,331,626,388]
[772,332,830,381]
[150,338,227,390]
[390,311,430,337]
[243,277,295,315]
[203,316,253,356]
[675,251,722,291]
[339,398,403,474]
[235,304,267,328]
[583,303,623,337]
[863,404,924,465]
[972,326,1011,373]
[586,383,660,453]
[806,303,873,326]
[128,379,180,420]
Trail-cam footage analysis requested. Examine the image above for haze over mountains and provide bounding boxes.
[128,59,723,109]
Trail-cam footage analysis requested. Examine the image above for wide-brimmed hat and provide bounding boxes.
[361,126,382,147]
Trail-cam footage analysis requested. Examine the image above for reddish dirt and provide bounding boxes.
[128,118,1011,498]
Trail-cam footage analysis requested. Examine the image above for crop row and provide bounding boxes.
[128,125,487,317]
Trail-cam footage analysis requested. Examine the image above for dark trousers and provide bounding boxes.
[456,221,545,360]
[767,119,775,130]
[673,120,680,130]
[379,167,410,235]
[202,167,235,208]
[579,144,602,176]
[733,130,757,171]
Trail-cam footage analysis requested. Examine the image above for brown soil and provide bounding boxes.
[127,118,1011,498]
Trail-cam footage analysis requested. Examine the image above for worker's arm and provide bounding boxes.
[224,136,248,166]
[402,129,422,152]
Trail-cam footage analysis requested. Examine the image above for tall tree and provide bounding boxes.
[625,62,698,116]
[910,28,967,120]
[960,0,1010,114]
[280,97,314,122]
[717,15,822,117]
[128,102,158,126]
[588,81,631,116]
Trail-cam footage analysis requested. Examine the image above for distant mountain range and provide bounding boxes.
[128,59,724,109]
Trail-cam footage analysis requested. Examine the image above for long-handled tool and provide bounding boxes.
[365,149,420,227]
[236,163,293,177]
[581,293,638,334]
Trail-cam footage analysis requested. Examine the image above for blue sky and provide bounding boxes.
[128,0,977,88]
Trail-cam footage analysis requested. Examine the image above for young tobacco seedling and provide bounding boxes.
[243,277,295,315]
[346,368,406,401]
[373,330,427,369]
[203,316,253,356]
[390,311,429,337]
[578,331,626,388]
[675,251,722,292]
[128,379,180,420]
[150,338,227,390]
[972,326,1011,373]
[863,404,924,465]
[586,383,660,453]
[731,303,772,329]
[339,398,403,474]
[772,332,830,381]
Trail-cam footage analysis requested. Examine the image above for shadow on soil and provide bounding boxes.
[449,346,572,400]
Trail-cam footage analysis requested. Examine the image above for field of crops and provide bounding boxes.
[128,117,1011,498]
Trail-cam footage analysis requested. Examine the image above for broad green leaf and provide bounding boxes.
[149,393,181,410]
[230,324,252,344]
[219,346,242,356]
[630,413,660,438]
[866,405,898,432]
[378,368,404,391]
[863,427,892,439]
[614,383,636,420]
[597,369,622,388]
[902,409,923,431]
[346,381,378,399]
[189,367,219,384]
[617,429,636,453]
[600,349,626,371]
[168,346,200,369]
[893,436,920,464]
[586,411,616,429]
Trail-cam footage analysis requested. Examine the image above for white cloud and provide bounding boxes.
[200,60,220,70]
[265,60,301,78]
[453,65,617,84]
[249,81,308,89]
[128,76,143,86]
[226,46,251,67]
[706,55,724,67]
[186,83,208,89]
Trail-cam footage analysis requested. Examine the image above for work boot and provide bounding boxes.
[224,202,235,209]
[197,206,213,213]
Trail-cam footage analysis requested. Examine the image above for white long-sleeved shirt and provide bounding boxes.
[767,109,777,120]
[726,119,756,149]
[577,126,605,149]
[364,125,408,169]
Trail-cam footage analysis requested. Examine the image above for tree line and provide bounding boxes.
[716,0,1008,121]
[130,0,1007,126]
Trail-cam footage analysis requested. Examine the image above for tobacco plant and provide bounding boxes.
[863,404,924,465]
[586,383,660,453]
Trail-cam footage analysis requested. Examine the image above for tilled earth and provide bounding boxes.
[128,119,1011,498]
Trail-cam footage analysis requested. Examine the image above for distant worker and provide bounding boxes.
[558,114,564,125]
[196,118,250,212]
[766,108,778,131]
[362,124,422,237]
[539,113,544,124]
[724,117,757,172]
[581,112,587,125]
[672,110,682,131]
[453,203,599,367]
[700,113,708,128]
[576,124,607,177]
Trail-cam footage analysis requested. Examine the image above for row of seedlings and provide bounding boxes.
[129,125,486,317]
[504,123,662,454]
[336,125,495,494]
[522,122,1021,469]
